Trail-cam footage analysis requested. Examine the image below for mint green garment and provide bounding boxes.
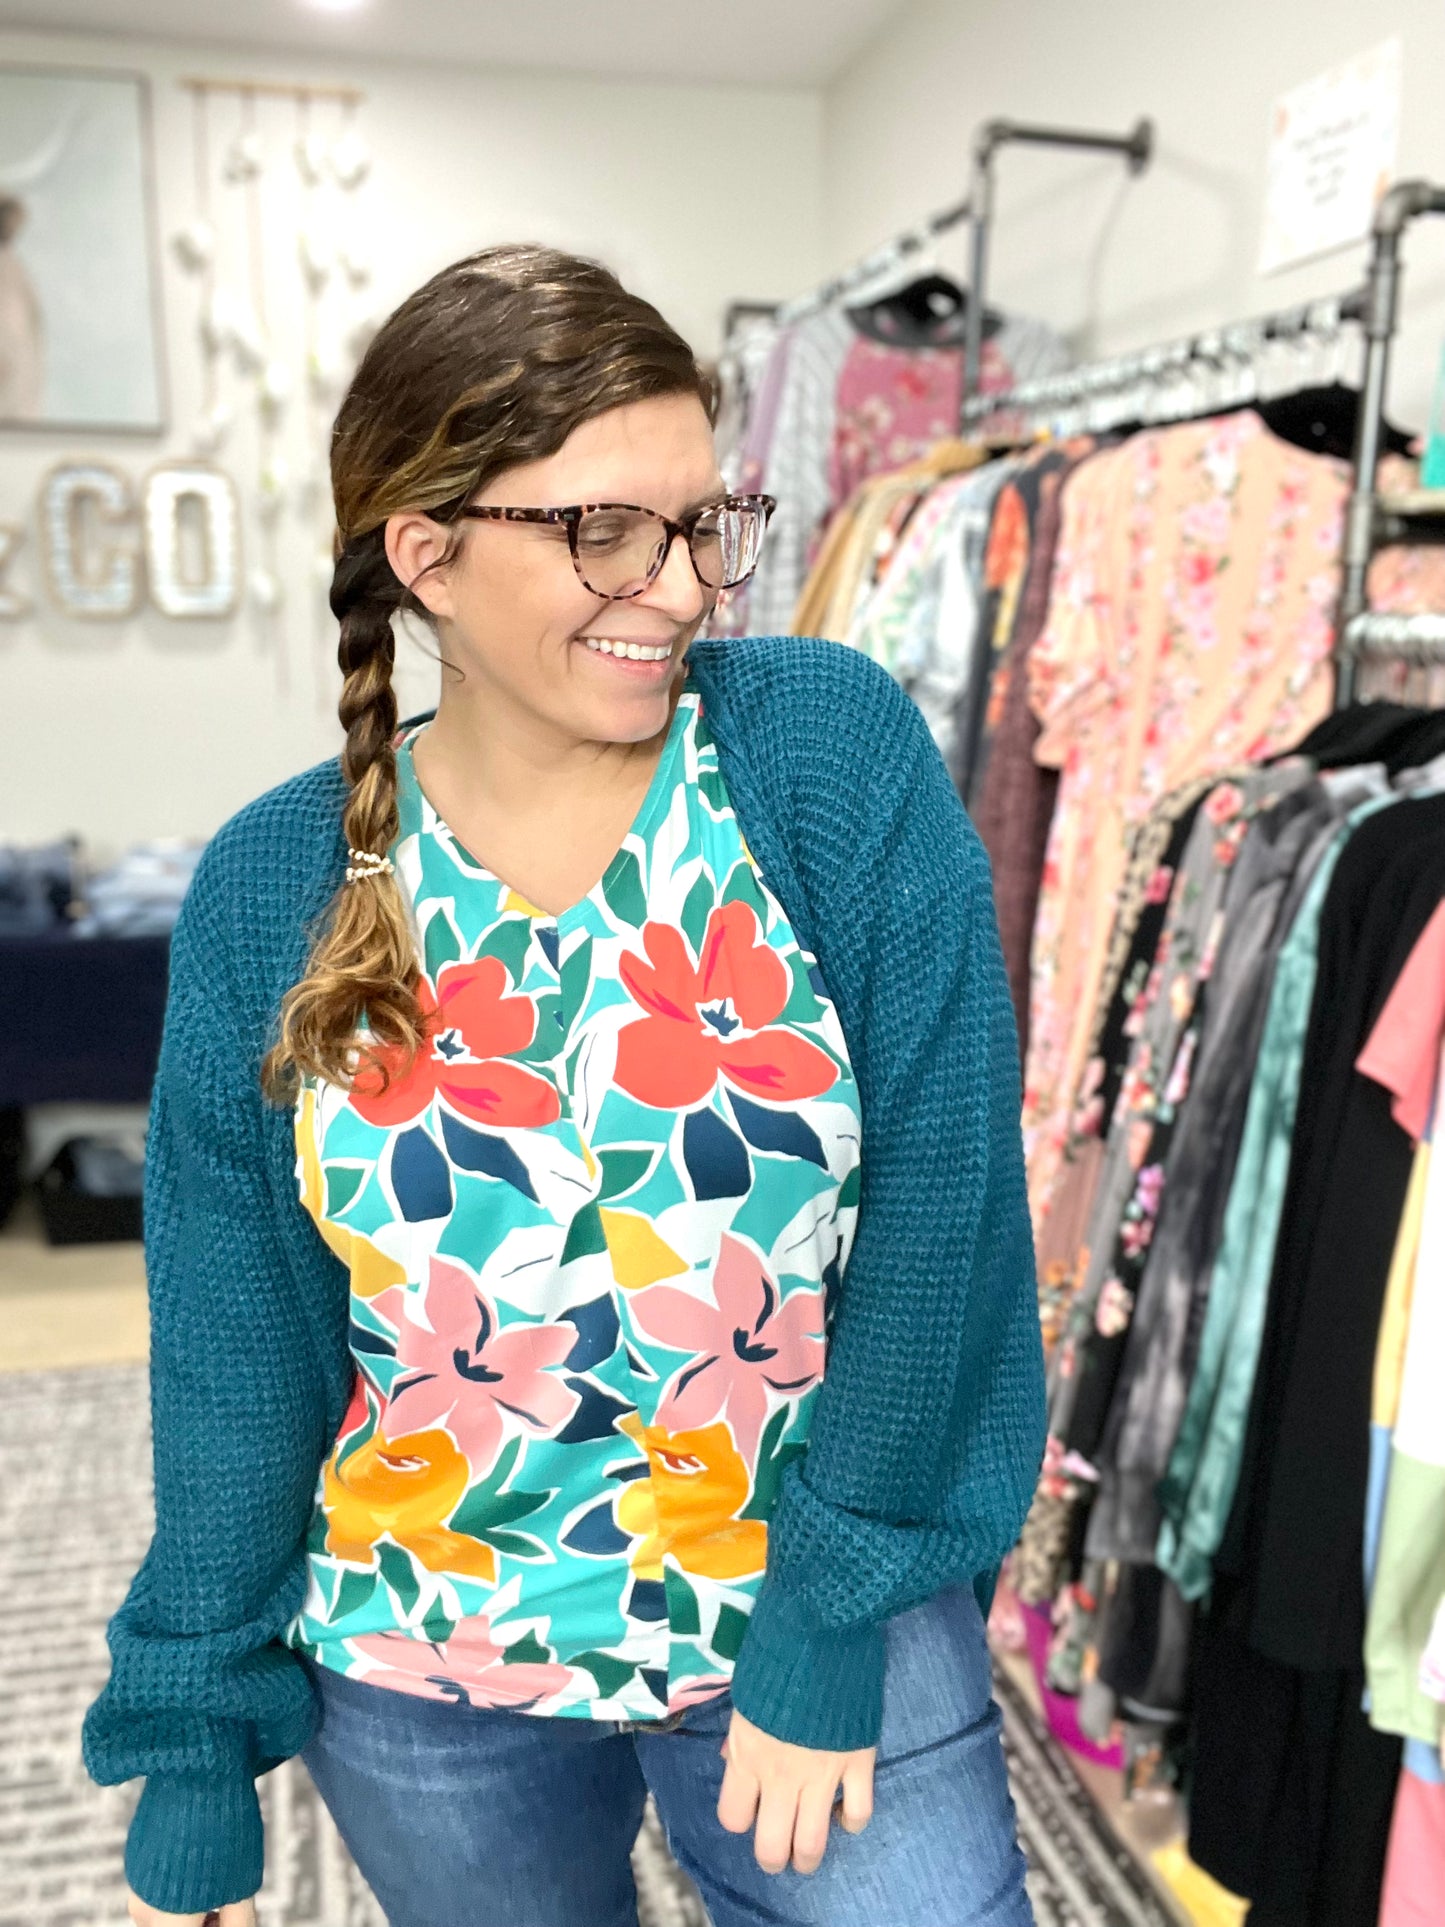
[1155,787,1399,1601]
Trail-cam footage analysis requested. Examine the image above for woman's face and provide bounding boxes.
[392,390,725,748]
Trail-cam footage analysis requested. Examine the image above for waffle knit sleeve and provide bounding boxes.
[727,649,1045,1751]
[80,863,328,1915]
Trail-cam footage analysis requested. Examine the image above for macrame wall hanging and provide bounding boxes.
[172,76,377,704]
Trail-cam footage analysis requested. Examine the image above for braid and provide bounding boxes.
[334,532,402,859]
[260,534,428,1102]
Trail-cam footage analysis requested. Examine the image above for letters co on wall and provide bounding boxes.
[1,461,241,622]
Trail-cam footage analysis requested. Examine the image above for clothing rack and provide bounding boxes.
[728,114,1152,347]
[1335,179,1445,705]
[963,118,1154,400]
[960,292,1353,432]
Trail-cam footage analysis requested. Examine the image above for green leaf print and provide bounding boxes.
[741,1404,805,1522]
[596,1147,657,1202]
[323,1162,367,1219]
[721,858,769,922]
[696,765,730,816]
[475,916,533,987]
[423,908,463,979]
[601,847,647,928]
[378,1541,421,1617]
[448,1482,552,1537]
[572,1650,637,1698]
[838,1165,861,1211]
[422,1600,455,1645]
[561,1200,609,1264]
[663,1567,702,1637]
[501,1630,553,1666]
[680,871,715,958]
[711,1604,750,1663]
[779,953,824,1026]
[476,1528,550,1562]
[516,990,564,1063]
[560,934,592,1021]
[331,1566,379,1623]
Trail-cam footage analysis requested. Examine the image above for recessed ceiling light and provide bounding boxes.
[303,0,370,14]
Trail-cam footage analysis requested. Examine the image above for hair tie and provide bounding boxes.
[345,847,395,885]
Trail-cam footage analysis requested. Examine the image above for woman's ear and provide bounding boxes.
[385,512,456,618]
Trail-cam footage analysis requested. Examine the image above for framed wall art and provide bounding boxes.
[0,64,166,433]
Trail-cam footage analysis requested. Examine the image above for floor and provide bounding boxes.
[2,1204,1198,1926]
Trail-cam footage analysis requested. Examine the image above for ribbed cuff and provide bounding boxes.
[729,1579,886,1752]
[125,1768,264,1916]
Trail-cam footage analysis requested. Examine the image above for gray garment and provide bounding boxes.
[1047,763,1305,1452]
[739,306,855,637]
[1081,765,1387,1564]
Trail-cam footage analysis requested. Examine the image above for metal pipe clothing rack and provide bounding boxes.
[963,117,1153,399]
[960,292,1352,434]
[1335,178,1445,705]
[725,113,1153,355]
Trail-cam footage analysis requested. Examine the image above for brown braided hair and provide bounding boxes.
[261,244,715,1102]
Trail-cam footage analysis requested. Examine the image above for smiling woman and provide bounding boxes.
[81,243,1042,1927]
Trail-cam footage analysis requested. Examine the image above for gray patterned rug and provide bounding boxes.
[1,1366,1172,1927]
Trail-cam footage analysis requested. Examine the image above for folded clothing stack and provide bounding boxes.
[71,841,205,938]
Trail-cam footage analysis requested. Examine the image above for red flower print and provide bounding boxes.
[351,957,561,1130]
[630,1232,825,1462]
[384,1254,580,1476]
[614,901,837,1112]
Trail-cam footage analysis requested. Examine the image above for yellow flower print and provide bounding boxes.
[615,1412,768,1583]
[323,1425,499,1585]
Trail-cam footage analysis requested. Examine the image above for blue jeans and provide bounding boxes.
[298,1583,1033,1927]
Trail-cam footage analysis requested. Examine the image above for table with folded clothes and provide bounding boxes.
[0,838,202,1231]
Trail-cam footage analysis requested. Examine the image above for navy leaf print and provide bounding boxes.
[726,1093,827,1168]
[553,1374,632,1444]
[638,1666,671,1706]
[563,1294,620,1372]
[627,1579,669,1623]
[682,1106,751,1200]
[439,1112,538,1199]
[536,923,561,972]
[561,1497,631,1556]
[391,1125,454,1220]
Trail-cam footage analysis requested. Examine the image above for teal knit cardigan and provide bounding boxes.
[82,635,1045,1914]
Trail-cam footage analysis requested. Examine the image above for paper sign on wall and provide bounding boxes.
[1259,38,1401,275]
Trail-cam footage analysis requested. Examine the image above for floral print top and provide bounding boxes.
[1021,412,1345,1234]
[284,690,863,1721]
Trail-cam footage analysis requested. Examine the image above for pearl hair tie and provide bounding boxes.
[345,847,395,885]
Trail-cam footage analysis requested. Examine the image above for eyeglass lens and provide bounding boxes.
[573,502,768,599]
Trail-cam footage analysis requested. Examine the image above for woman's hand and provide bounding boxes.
[716,1707,875,1875]
[125,1890,257,1926]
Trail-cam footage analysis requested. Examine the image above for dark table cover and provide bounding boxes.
[0,932,169,1105]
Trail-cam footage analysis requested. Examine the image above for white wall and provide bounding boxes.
[0,27,823,850]
[824,0,1445,422]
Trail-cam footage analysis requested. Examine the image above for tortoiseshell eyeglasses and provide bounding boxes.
[455,493,776,601]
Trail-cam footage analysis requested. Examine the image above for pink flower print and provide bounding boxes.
[1127,1119,1154,1173]
[349,1625,572,1712]
[1120,1216,1154,1262]
[1133,1163,1166,1218]
[385,1255,580,1477]
[629,1233,824,1464]
[1096,1277,1135,1339]
[1144,864,1175,907]
[1204,782,1246,827]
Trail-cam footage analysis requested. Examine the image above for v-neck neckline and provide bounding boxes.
[397,692,695,928]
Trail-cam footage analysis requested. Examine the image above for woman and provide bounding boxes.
[84,245,1044,1927]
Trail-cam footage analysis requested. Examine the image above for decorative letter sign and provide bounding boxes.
[143,465,240,618]
[0,523,27,618]
[40,464,142,619]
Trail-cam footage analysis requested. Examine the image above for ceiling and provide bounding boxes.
[0,0,912,88]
